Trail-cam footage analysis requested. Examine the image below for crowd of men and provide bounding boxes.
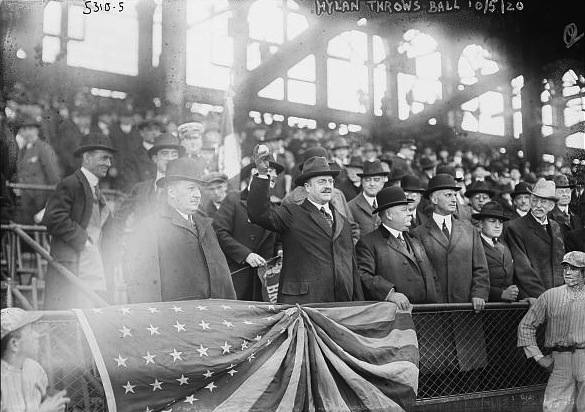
[1,97,585,410]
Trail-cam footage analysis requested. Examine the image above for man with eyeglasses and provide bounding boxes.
[247,145,363,304]
[465,180,495,230]
[505,178,565,299]
[518,251,585,412]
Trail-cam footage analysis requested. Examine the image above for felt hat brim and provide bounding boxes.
[471,212,510,221]
[372,199,413,214]
[73,145,118,157]
[294,170,339,186]
[424,185,461,199]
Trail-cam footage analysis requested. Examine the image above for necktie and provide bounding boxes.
[398,233,411,254]
[493,237,498,244]
[372,199,378,210]
[320,207,333,228]
[94,185,106,208]
[442,220,450,239]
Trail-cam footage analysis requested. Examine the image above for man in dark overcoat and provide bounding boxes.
[508,181,531,221]
[548,174,583,239]
[356,187,440,306]
[213,161,284,301]
[42,133,117,309]
[248,148,363,304]
[348,160,388,237]
[121,119,162,191]
[123,158,236,303]
[505,178,565,298]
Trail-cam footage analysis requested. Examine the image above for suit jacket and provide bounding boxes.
[480,238,515,302]
[42,169,115,308]
[123,144,156,191]
[412,217,490,303]
[248,177,363,304]
[348,193,380,237]
[548,205,583,239]
[565,227,585,252]
[124,204,236,303]
[504,213,565,298]
[213,190,278,300]
[356,225,440,303]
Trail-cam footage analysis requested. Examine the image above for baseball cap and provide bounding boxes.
[1,308,43,340]
[562,251,585,268]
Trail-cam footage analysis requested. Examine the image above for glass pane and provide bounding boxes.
[287,80,316,105]
[542,104,553,125]
[373,35,386,64]
[287,55,315,81]
[416,52,441,79]
[327,58,368,113]
[42,36,60,63]
[479,91,504,115]
[68,5,84,40]
[397,72,416,120]
[258,78,284,100]
[248,1,283,44]
[153,21,162,67]
[212,36,233,66]
[513,111,522,138]
[462,111,479,132]
[564,100,585,127]
[187,0,229,26]
[43,1,61,36]
[374,65,387,116]
[542,125,553,136]
[247,42,261,70]
[565,132,585,149]
[328,31,367,62]
[479,114,504,136]
[287,12,308,40]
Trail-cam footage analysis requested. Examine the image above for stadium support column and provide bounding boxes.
[136,0,156,106]
[229,0,250,133]
[161,0,186,116]
[520,75,541,168]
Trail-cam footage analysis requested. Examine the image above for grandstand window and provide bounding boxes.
[152,0,162,67]
[511,75,523,138]
[186,0,232,90]
[458,44,499,86]
[287,116,316,129]
[566,133,585,149]
[562,70,585,128]
[397,30,442,120]
[541,79,554,136]
[287,55,316,105]
[258,78,285,100]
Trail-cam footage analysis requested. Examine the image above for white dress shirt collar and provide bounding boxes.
[382,223,404,240]
[516,208,528,217]
[432,213,452,232]
[308,199,331,215]
[80,167,99,194]
[362,193,377,208]
[480,233,495,247]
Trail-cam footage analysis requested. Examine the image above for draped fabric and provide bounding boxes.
[74,300,419,412]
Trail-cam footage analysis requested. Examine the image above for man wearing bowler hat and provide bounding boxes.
[505,178,566,298]
[465,180,495,229]
[356,187,440,307]
[509,181,532,220]
[122,119,163,191]
[42,133,118,309]
[248,146,363,304]
[548,174,582,238]
[124,157,236,303]
[348,160,389,237]
[401,175,426,230]
[473,202,519,302]
[391,139,417,177]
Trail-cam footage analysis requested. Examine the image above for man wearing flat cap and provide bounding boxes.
[201,172,229,220]
[518,251,585,412]
[348,160,388,237]
[548,174,582,239]
[213,161,284,301]
[124,157,236,303]
[505,178,565,298]
[42,133,118,309]
[356,187,440,307]
[248,146,363,304]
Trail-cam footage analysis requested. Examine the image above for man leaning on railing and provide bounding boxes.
[518,251,585,412]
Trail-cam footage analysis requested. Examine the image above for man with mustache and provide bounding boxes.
[123,158,236,303]
[505,179,565,298]
[517,251,585,412]
[247,146,363,304]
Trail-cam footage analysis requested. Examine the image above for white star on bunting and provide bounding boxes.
[196,305,209,311]
[119,325,132,338]
[119,307,131,316]
[173,321,186,332]
[146,324,160,335]
[123,381,136,394]
[220,305,232,310]
[197,344,209,357]
[147,307,160,314]
[171,306,184,312]
[203,369,214,378]
[145,407,152,412]
[226,363,236,369]
[184,395,198,405]
[241,340,249,350]
[114,354,127,367]
[205,382,218,392]
[266,339,273,347]
[221,319,234,328]
[263,316,275,321]
[243,320,256,325]
[199,320,210,330]
[227,369,238,377]
[267,305,276,311]
[248,352,256,362]
[169,348,183,362]
[91,308,103,314]
[142,351,156,365]
[247,304,257,309]
[177,374,189,385]
[220,341,232,354]
[254,335,262,341]
[150,379,162,391]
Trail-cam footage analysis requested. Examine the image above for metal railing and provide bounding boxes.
[25,303,546,411]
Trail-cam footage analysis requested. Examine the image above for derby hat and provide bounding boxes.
[357,160,388,178]
[419,156,437,170]
[1,308,43,340]
[156,157,206,188]
[436,164,464,181]
[424,173,461,199]
[389,168,407,182]
[299,147,334,171]
[552,174,575,189]
[372,186,413,214]
[510,182,532,198]
[346,156,364,169]
[528,178,559,202]
[471,201,510,221]
[464,180,495,198]
[137,118,164,131]
[147,133,185,157]
[398,139,417,150]
[332,137,350,150]
[240,160,285,179]
[401,175,426,192]
[263,128,284,142]
[73,133,117,157]
[295,156,340,186]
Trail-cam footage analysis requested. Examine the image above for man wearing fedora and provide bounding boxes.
[505,178,565,298]
[42,133,118,309]
[248,147,363,304]
[473,202,519,302]
[465,181,495,229]
[348,160,388,237]
[356,187,440,306]
[283,147,360,243]
[114,133,184,232]
[401,175,426,230]
[417,156,437,188]
[390,139,417,177]
[213,160,284,301]
[548,174,583,239]
[121,119,163,191]
[508,181,532,220]
[124,157,236,303]
[334,155,363,202]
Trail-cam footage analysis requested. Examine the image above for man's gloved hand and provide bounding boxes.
[252,144,271,176]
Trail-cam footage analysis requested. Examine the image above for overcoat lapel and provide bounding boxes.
[332,205,344,240]
[448,220,464,252]
[526,214,551,245]
[385,231,420,268]
[302,199,333,237]
[426,219,450,249]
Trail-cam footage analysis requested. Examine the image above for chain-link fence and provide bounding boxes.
[31,304,546,411]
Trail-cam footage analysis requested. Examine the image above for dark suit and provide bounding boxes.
[565,227,585,252]
[203,198,221,220]
[213,190,278,300]
[248,177,363,304]
[42,170,115,309]
[356,225,440,303]
[480,238,515,302]
[124,203,236,303]
[123,144,156,191]
[348,193,380,237]
[548,205,583,239]
[505,213,565,298]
